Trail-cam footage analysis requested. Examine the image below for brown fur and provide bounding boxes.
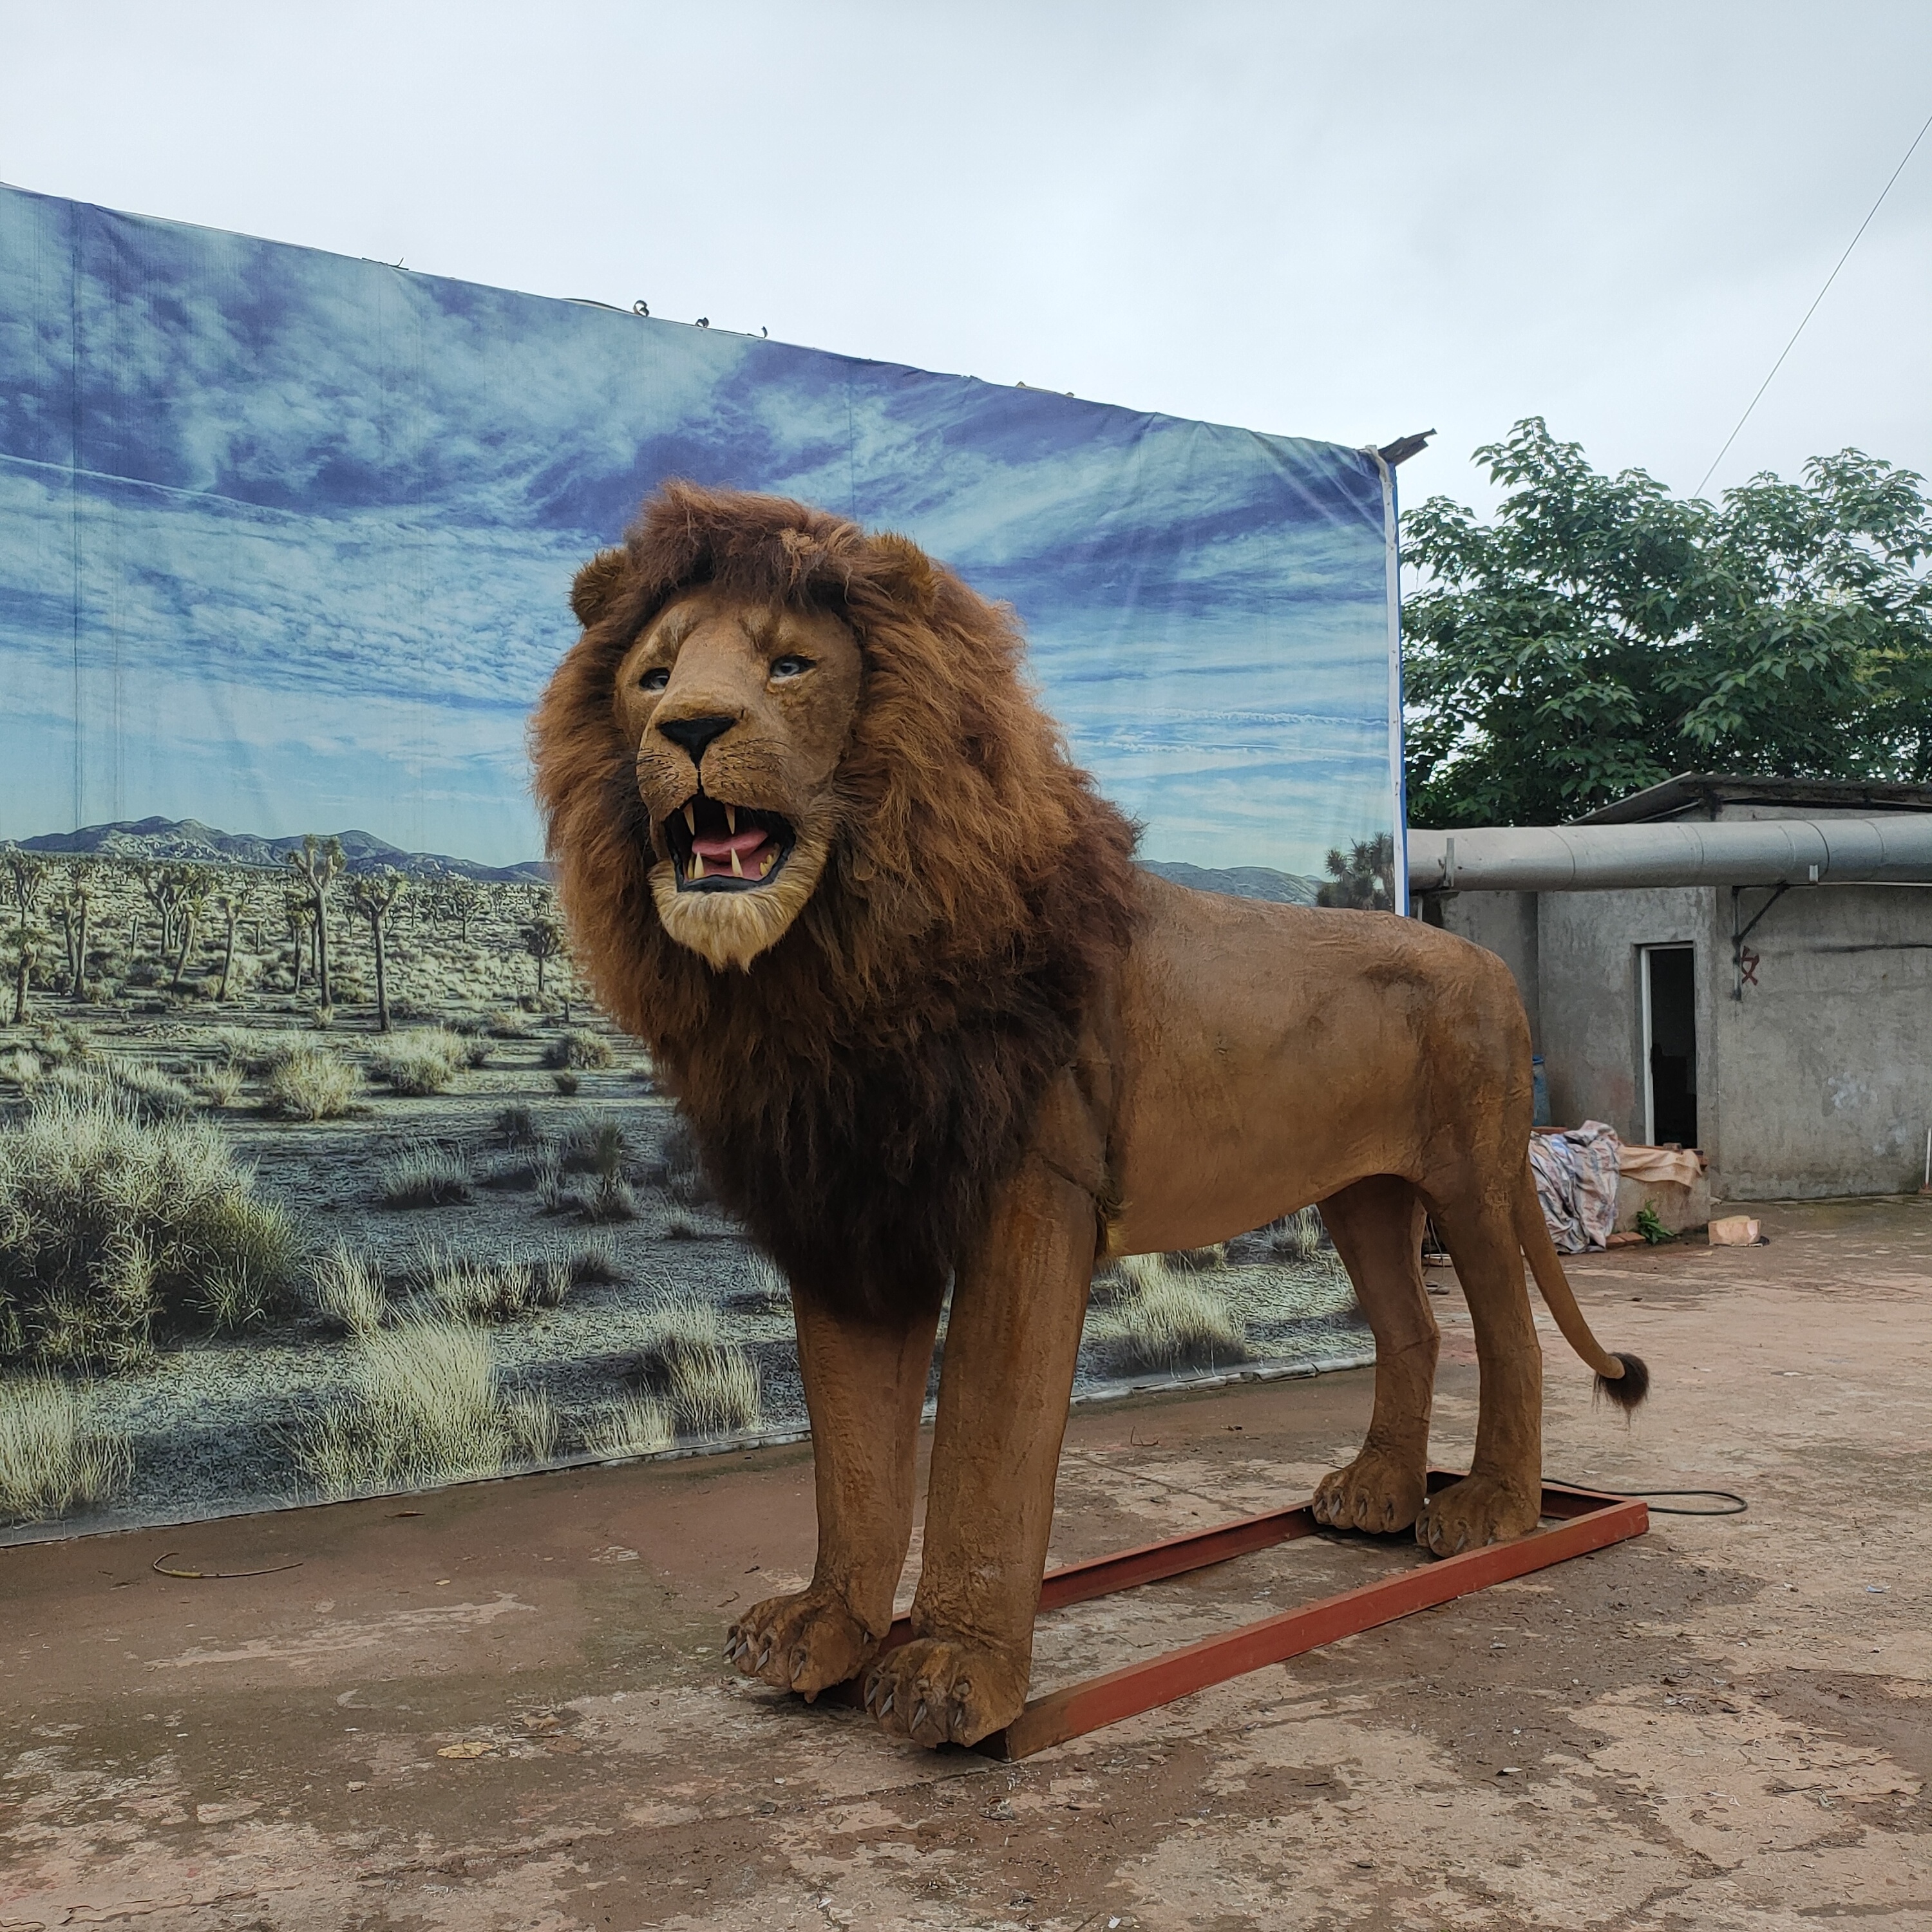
[531,484,1139,1317]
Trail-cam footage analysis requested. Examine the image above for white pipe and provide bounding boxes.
[1406,816,1932,894]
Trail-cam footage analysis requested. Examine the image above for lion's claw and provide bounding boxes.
[860,1636,1026,1749]
[1312,1448,1426,1535]
[724,1587,881,1700]
[1417,1472,1539,1557]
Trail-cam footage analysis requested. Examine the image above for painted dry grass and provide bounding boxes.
[261,1043,360,1121]
[422,1250,568,1323]
[308,1246,388,1336]
[1088,1252,1250,1376]
[289,1319,555,1499]
[542,1029,613,1071]
[378,1144,474,1208]
[48,1057,198,1122]
[584,1392,674,1459]
[367,1028,474,1097]
[0,1376,133,1523]
[567,1236,623,1286]
[637,1296,762,1437]
[0,1090,296,1371]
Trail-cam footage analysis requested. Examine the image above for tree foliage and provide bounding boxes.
[1401,419,1932,827]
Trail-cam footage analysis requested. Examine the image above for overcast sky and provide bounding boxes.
[3,1,1929,519]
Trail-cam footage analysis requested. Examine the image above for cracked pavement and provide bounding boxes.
[2,1196,1927,1928]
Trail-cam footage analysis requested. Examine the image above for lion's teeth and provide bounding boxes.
[730,847,744,877]
[683,804,696,835]
[690,853,705,880]
[726,805,737,834]
[759,850,775,878]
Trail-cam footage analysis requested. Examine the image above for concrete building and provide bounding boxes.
[1412,776,1932,1200]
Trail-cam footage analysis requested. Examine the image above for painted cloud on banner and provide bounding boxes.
[0,183,1397,883]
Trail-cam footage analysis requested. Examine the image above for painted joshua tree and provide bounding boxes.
[346,867,408,1032]
[4,850,47,1024]
[167,866,215,992]
[56,865,95,999]
[214,880,255,1003]
[284,835,345,1020]
[518,913,568,1006]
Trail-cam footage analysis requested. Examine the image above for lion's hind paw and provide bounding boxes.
[1416,1472,1540,1557]
[724,1587,880,1700]
[862,1636,1027,1749]
[1311,1450,1427,1535]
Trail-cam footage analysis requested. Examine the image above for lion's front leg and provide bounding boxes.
[726,1287,940,1699]
[864,1146,1097,1748]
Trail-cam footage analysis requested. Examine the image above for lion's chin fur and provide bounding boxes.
[649,828,831,972]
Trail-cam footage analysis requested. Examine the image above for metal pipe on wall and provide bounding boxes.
[1406,817,1932,895]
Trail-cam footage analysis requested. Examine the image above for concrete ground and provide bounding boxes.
[3,1197,1927,1931]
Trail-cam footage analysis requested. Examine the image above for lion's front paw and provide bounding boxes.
[1416,1472,1540,1557]
[724,1587,880,1701]
[860,1636,1028,1749]
[1312,1448,1426,1535]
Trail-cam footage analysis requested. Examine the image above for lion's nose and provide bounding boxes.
[657,714,735,764]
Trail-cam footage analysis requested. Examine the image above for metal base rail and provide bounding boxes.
[835,1470,1648,1761]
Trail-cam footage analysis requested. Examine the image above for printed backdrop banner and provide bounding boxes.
[0,183,1397,1540]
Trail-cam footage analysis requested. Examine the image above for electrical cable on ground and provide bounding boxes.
[1694,101,1932,500]
[1553,1484,1747,1517]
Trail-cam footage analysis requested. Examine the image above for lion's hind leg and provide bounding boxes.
[1310,1175,1437,1535]
[1414,1193,1544,1558]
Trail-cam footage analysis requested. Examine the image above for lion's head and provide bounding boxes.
[532,483,1139,1311]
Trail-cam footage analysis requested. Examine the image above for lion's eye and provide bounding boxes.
[638,667,670,692]
[769,654,813,681]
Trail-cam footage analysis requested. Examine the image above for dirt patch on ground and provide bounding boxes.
[1,1196,1927,1928]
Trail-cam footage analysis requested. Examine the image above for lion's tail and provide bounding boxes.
[1513,1159,1650,1411]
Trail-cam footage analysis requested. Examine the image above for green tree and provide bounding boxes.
[1401,419,1932,827]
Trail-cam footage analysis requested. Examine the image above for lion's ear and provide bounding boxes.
[570,548,630,628]
[869,532,938,614]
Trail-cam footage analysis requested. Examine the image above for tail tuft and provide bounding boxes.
[1593,1351,1651,1412]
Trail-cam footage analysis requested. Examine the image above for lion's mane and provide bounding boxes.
[532,484,1141,1316]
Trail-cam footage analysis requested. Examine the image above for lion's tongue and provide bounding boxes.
[692,828,770,864]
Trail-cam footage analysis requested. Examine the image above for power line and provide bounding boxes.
[1694,102,1932,501]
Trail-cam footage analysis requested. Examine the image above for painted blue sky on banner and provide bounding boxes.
[0,185,1398,881]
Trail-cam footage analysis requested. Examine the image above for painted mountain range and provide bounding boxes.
[17,818,549,883]
[1139,860,1321,905]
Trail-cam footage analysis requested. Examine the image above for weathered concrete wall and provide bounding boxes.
[1435,877,1932,1199]
[1711,883,1932,1198]
[1533,886,1714,1151]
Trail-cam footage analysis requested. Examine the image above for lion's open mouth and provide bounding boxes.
[664,795,795,893]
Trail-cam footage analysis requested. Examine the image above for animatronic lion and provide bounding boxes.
[533,483,1647,1750]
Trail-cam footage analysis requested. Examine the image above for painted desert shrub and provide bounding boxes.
[0,1090,297,1370]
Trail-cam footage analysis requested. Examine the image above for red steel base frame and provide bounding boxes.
[837,1470,1647,1760]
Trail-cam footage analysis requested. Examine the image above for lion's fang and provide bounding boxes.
[690,853,705,881]
[730,847,744,877]
[726,804,736,833]
[683,803,696,835]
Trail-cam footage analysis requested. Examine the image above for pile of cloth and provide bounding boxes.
[1528,1121,1622,1254]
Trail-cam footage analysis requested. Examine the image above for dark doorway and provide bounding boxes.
[1644,946,1698,1148]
